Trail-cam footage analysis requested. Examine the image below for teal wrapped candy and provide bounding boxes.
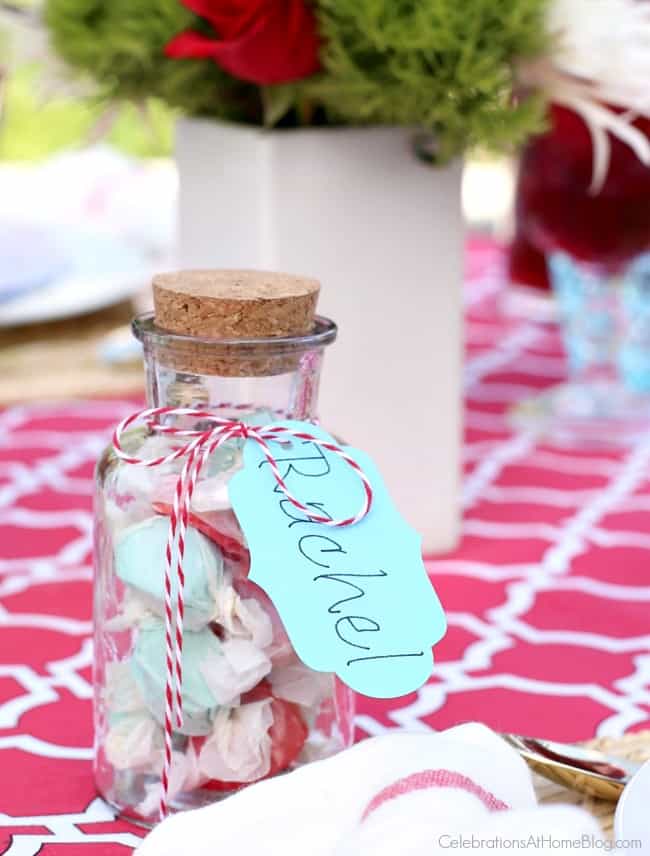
[115,516,223,630]
[130,621,223,736]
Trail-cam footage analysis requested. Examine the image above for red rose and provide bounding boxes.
[165,0,321,86]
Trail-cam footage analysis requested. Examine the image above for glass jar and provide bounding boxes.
[93,313,355,822]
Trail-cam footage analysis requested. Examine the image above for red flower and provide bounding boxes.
[165,0,321,86]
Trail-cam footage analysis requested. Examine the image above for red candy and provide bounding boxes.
[515,104,650,270]
[242,681,308,775]
[267,697,308,776]
[241,678,273,703]
[198,683,308,791]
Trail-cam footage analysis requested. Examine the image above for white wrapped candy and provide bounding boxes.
[153,471,234,514]
[233,578,293,666]
[106,711,162,771]
[115,517,223,630]
[130,622,224,736]
[192,473,234,512]
[199,638,272,707]
[104,495,152,535]
[198,700,273,784]
[106,436,179,532]
[104,660,147,715]
[105,589,159,634]
[137,741,203,819]
[269,662,333,709]
[213,585,274,649]
[104,662,165,773]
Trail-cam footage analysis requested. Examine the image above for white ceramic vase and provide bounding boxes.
[175,118,464,553]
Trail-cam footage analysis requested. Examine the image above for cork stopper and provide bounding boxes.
[151,270,321,376]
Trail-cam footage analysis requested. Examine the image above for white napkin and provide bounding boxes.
[136,723,605,855]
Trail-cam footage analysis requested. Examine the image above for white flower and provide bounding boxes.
[548,0,650,111]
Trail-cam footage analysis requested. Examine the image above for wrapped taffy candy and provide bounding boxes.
[93,271,356,823]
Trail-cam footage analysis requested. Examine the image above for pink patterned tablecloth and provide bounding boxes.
[1,238,650,854]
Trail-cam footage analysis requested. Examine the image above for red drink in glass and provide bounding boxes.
[514,104,650,275]
[508,104,650,444]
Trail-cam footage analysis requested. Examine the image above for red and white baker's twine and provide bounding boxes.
[111,406,373,819]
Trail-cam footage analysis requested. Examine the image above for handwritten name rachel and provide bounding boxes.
[262,439,425,671]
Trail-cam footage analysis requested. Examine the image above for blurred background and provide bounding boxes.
[0,0,521,406]
[0,0,175,402]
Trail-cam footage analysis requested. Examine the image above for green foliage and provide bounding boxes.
[44,0,549,156]
[0,64,173,159]
[4,0,40,8]
[108,99,174,157]
[0,64,94,158]
[44,0,261,121]
[310,0,548,158]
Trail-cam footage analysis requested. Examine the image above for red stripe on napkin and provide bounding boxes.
[361,769,509,822]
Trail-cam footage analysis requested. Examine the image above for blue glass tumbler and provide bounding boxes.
[511,252,650,444]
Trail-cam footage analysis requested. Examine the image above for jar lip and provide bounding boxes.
[132,313,338,352]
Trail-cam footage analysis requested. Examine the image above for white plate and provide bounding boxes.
[0,227,154,327]
[614,758,650,854]
[0,222,69,301]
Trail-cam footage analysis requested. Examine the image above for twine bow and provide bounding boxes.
[111,407,373,818]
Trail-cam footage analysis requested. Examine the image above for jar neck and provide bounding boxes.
[143,343,325,422]
[133,313,337,422]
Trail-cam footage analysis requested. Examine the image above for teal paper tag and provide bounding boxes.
[229,421,446,699]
